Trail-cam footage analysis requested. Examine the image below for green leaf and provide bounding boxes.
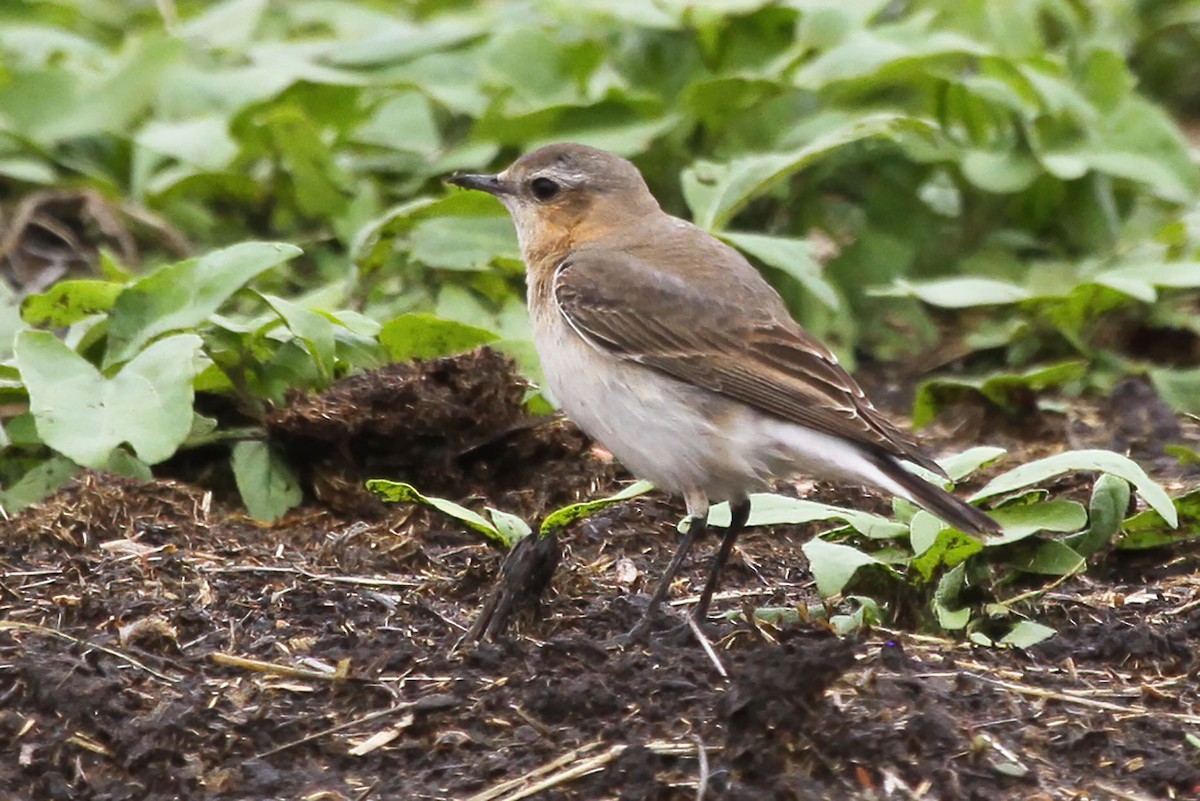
[487,507,533,542]
[1116,489,1200,550]
[1000,620,1056,648]
[379,313,499,362]
[16,330,203,467]
[720,232,841,310]
[260,294,337,379]
[0,456,77,516]
[106,242,301,367]
[262,104,352,219]
[876,277,1031,308]
[135,116,238,171]
[1064,474,1130,558]
[231,441,302,522]
[708,493,908,539]
[961,149,1041,193]
[801,538,885,597]
[366,479,515,548]
[938,446,1007,482]
[1149,367,1200,416]
[1020,541,1086,576]
[985,500,1088,546]
[681,113,933,230]
[910,522,984,582]
[21,280,124,327]
[933,563,971,630]
[913,361,1088,428]
[971,450,1177,527]
[406,215,520,271]
[540,480,654,536]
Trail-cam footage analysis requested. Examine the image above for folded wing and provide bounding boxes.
[552,250,945,476]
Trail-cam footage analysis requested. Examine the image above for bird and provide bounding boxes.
[447,143,1000,638]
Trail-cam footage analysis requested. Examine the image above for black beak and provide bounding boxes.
[445,172,513,196]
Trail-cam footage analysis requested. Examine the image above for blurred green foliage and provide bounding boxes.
[1,0,1198,518]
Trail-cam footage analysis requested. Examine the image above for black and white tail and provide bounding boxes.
[870,453,1001,536]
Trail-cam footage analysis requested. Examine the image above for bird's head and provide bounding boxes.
[447,143,661,265]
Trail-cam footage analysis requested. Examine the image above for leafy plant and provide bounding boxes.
[702,447,1181,644]
[0,241,503,518]
[366,478,654,548]
[1,0,1198,533]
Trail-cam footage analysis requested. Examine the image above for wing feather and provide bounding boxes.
[552,251,944,475]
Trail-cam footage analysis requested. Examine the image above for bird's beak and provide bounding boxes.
[445,172,513,196]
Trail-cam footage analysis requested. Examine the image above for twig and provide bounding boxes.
[0,620,180,683]
[464,743,604,801]
[465,740,704,801]
[1089,782,1163,801]
[208,652,349,682]
[255,702,417,759]
[694,735,710,801]
[201,565,420,588]
[687,616,727,678]
[965,673,1200,724]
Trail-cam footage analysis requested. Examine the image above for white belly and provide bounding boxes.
[532,312,914,505]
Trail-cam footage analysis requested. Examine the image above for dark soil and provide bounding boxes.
[3,351,1200,801]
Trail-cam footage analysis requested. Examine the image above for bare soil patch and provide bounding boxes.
[2,351,1199,800]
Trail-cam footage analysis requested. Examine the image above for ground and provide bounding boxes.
[2,350,1199,801]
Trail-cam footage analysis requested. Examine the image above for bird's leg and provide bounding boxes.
[694,496,751,622]
[619,490,709,642]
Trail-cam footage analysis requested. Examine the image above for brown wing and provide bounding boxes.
[552,250,945,475]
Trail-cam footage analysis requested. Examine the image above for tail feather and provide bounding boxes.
[870,453,1001,536]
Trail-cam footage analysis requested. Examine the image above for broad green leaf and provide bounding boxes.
[541,480,654,535]
[179,0,268,50]
[908,510,945,557]
[104,448,153,480]
[406,216,520,271]
[877,277,1031,308]
[379,313,499,362]
[353,92,441,156]
[260,294,338,379]
[366,479,514,548]
[1020,541,1086,576]
[1000,621,1056,648]
[0,282,27,359]
[961,149,1041,193]
[106,242,301,367]
[263,104,352,219]
[487,507,533,542]
[802,538,885,597]
[1093,263,1200,304]
[0,456,77,516]
[937,446,1007,482]
[231,440,303,522]
[135,116,238,171]
[910,522,983,582]
[22,280,124,327]
[1064,474,1130,558]
[1149,367,1200,416]
[913,361,1087,428]
[2,36,184,145]
[985,500,1088,546]
[1116,489,1200,550]
[971,450,1177,527]
[708,493,908,539]
[681,113,932,230]
[720,232,840,309]
[17,330,203,467]
[932,563,971,630]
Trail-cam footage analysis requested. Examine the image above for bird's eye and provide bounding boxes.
[530,177,561,201]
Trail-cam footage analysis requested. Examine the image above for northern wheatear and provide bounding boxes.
[449,143,999,637]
